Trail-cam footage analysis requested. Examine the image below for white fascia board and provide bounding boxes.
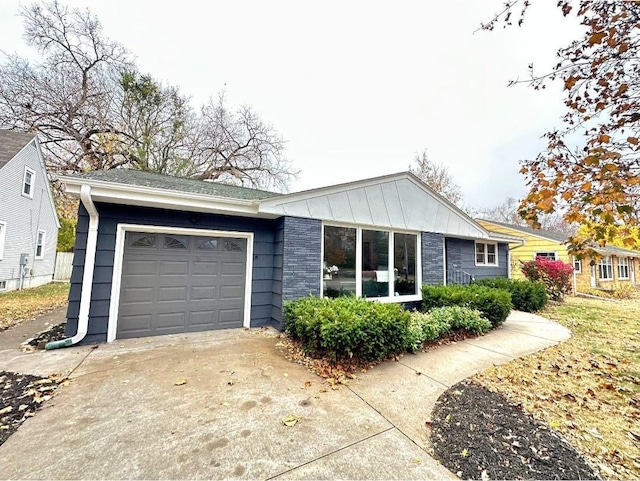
[61,176,274,218]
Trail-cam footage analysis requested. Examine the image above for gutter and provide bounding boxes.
[46,185,98,349]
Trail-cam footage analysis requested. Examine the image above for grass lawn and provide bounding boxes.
[0,283,70,331]
[475,296,640,479]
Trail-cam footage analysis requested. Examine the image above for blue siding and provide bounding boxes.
[281,216,322,301]
[66,203,280,343]
[445,238,508,280]
[422,232,444,285]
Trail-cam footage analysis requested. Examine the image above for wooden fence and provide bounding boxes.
[53,252,74,281]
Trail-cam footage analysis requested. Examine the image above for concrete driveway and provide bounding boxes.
[0,310,570,480]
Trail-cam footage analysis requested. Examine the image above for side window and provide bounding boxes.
[129,234,156,248]
[22,167,35,198]
[35,230,45,258]
[0,221,6,260]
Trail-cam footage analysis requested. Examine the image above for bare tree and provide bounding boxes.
[0,1,132,173]
[409,149,463,206]
[0,1,296,191]
[188,93,297,191]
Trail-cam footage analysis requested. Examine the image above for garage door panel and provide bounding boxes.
[156,312,186,330]
[158,286,187,302]
[219,308,243,325]
[117,232,247,339]
[189,310,217,327]
[123,259,157,276]
[160,260,189,275]
[221,261,245,276]
[191,286,216,300]
[119,314,152,334]
[120,287,155,304]
[219,285,243,301]
[192,261,219,276]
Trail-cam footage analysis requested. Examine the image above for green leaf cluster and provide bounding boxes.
[284,296,411,362]
[473,278,548,312]
[421,284,512,327]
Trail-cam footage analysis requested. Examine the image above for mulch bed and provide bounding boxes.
[21,322,67,351]
[0,371,64,447]
[430,380,601,480]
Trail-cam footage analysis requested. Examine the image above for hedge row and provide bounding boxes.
[473,278,548,312]
[284,296,493,362]
[421,284,512,327]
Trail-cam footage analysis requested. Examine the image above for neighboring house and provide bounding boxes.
[61,170,513,344]
[0,130,60,292]
[477,219,640,291]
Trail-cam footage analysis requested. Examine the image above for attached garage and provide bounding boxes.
[115,231,248,339]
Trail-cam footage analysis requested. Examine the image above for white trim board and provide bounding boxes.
[107,223,254,342]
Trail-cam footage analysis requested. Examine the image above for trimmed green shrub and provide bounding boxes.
[406,307,491,352]
[284,295,411,362]
[421,284,512,327]
[474,278,548,312]
[428,306,492,334]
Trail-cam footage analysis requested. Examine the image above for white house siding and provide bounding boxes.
[0,141,59,291]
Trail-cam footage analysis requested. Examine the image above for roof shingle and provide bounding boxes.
[0,130,36,170]
[69,169,280,201]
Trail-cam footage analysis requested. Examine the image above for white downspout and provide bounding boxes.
[46,185,98,349]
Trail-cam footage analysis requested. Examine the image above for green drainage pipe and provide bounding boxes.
[45,338,73,350]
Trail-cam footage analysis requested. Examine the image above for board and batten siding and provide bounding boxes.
[0,141,58,291]
[476,221,570,279]
[445,238,509,280]
[66,203,280,344]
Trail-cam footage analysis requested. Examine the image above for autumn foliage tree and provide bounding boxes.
[484,1,640,254]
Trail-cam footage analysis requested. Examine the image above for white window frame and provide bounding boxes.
[321,223,422,302]
[573,256,581,273]
[0,221,6,261]
[598,256,613,281]
[0,280,6,291]
[617,257,629,280]
[475,241,498,267]
[22,167,35,198]
[535,251,557,261]
[35,229,45,259]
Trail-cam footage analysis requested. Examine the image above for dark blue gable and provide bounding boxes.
[67,203,281,344]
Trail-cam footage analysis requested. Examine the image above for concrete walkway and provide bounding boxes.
[0,310,570,480]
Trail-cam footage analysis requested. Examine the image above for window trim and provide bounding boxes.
[573,256,581,273]
[617,257,630,280]
[0,280,6,291]
[534,251,557,261]
[475,241,498,267]
[0,221,6,261]
[35,229,45,259]
[22,167,35,198]
[321,223,422,302]
[598,256,614,281]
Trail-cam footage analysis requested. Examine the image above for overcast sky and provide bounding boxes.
[0,0,584,210]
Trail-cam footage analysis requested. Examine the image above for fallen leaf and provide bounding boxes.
[281,414,301,427]
[586,427,603,439]
[0,406,13,415]
[304,381,312,388]
[412,458,423,465]
[174,379,187,386]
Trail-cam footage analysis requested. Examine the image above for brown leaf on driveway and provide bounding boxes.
[174,379,187,386]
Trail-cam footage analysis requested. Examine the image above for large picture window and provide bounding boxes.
[323,225,419,299]
[394,233,417,296]
[323,226,356,298]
